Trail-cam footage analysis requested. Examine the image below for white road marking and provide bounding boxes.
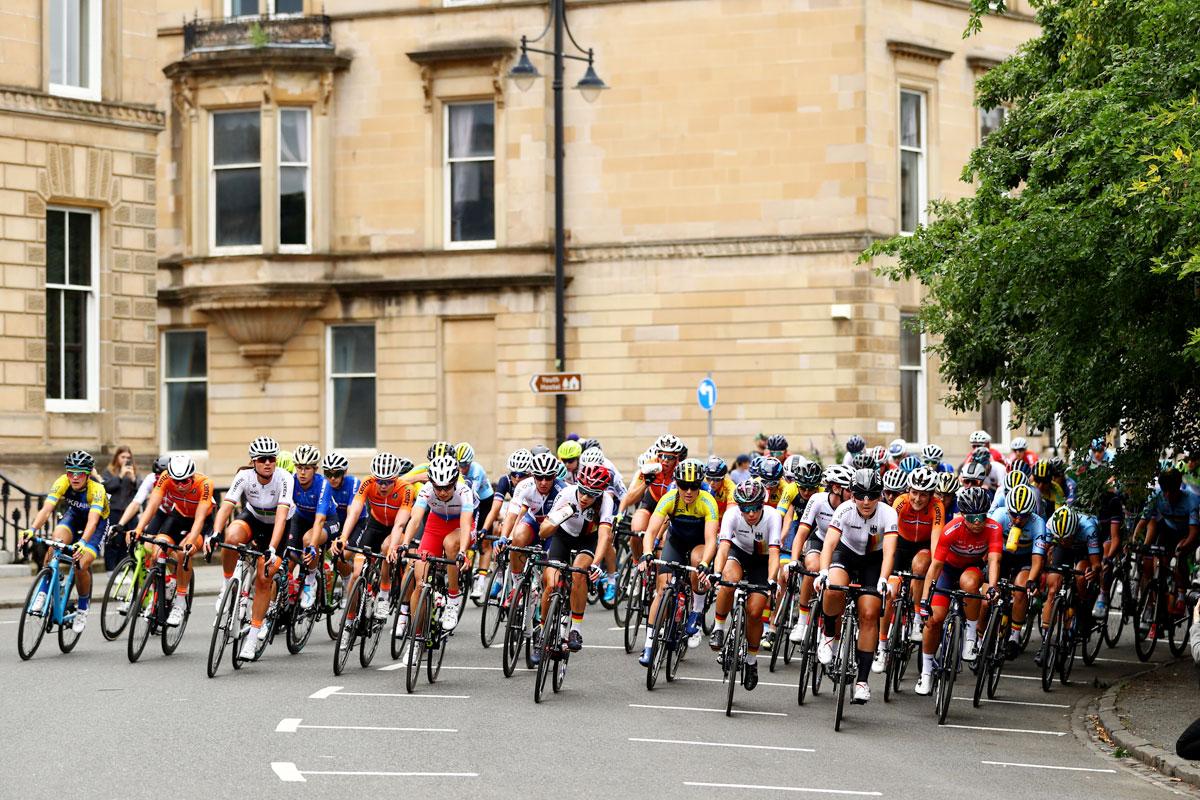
[582,644,626,649]
[998,674,1042,681]
[377,664,502,672]
[272,762,305,782]
[951,696,1070,709]
[271,762,477,783]
[377,662,405,672]
[631,737,814,753]
[0,620,18,625]
[276,718,456,734]
[675,675,794,689]
[308,686,469,700]
[630,703,787,717]
[1091,656,1146,665]
[683,781,881,796]
[941,724,1065,736]
[981,761,1116,773]
[309,685,342,699]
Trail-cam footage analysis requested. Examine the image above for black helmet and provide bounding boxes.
[846,435,866,454]
[852,452,876,471]
[153,454,171,474]
[64,450,94,473]
[766,434,789,453]
[704,456,729,480]
[849,468,882,498]
[796,461,823,489]
[580,438,601,453]
[956,486,991,515]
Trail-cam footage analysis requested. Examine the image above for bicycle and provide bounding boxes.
[611,526,641,629]
[789,566,825,706]
[1102,544,1137,648]
[284,544,332,654]
[824,583,882,731]
[769,564,801,673]
[970,580,1026,706]
[645,559,701,691]
[882,569,920,702]
[622,553,657,654]
[478,534,512,648]
[17,536,86,660]
[332,545,396,675]
[532,552,592,703]
[1133,544,1191,661]
[400,552,461,694]
[501,544,545,677]
[1036,565,1088,691]
[99,529,148,641]
[322,547,348,641]
[127,534,195,663]
[929,586,985,725]
[206,541,263,678]
[716,578,773,717]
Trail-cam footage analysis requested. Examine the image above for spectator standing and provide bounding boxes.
[730,454,752,484]
[101,446,138,570]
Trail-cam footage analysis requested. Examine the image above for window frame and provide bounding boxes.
[47,0,102,102]
[899,311,927,446]
[209,108,264,256]
[325,324,378,452]
[277,106,312,253]
[44,205,100,414]
[978,104,1007,145]
[898,88,928,236]
[443,100,497,250]
[268,0,305,16]
[224,0,260,19]
[160,329,209,455]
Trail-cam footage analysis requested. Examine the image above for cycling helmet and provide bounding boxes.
[531,452,560,478]
[65,450,94,473]
[248,436,279,459]
[428,441,455,460]
[846,435,866,455]
[636,449,654,471]
[796,461,823,489]
[580,448,606,468]
[277,450,295,473]
[852,452,876,470]
[956,486,991,515]
[1159,467,1184,492]
[766,434,789,454]
[577,464,613,493]
[455,442,475,467]
[1049,506,1080,541]
[1004,470,1027,491]
[783,454,805,480]
[969,430,992,447]
[899,455,922,473]
[321,452,349,474]
[733,479,768,508]
[507,449,534,474]
[654,433,685,455]
[557,441,583,461]
[531,445,552,457]
[1032,461,1053,481]
[428,455,460,488]
[1090,437,1106,451]
[870,445,888,464]
[850,468,883,497]
[883,468,908,493]
[756,457,785,485]
[679,444,689,462]
[1006,484,1036,516]
[293,444,321,467]
[971,448,992,466]
[936,472,960,495]
[1012,460,1032,477]
[396,457,415,477]
[908,467,938,493]
[888,439,907,459]
[370,452,402,480]
[829,464,855,488]
[580,438,601,453]
[961,461,988,482]
[1011,437,1028,451]
[1047,456,1066,476]
[921,443,944,463]
[674,459,704,487]
[152,454,170,475]
[166,454,196,481]
[705,456,729,480]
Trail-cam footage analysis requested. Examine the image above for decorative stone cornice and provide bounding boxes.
[163,48,351,81]
[887,40,954,65]
[0,85,164,132]
[967,54,1005,72]
[567,233,885,263]
[407,38,516,112]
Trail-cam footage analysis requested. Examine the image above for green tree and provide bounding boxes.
[862,0,1200,492]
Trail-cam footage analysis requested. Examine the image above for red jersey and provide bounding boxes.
[1009,451,1037,470]
[892,494,945,545]
[356,478,415,526]
[934,516,1003,570]
[152,472,214,518]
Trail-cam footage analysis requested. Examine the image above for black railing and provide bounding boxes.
[0,472,50,564]
[183,14,332,55]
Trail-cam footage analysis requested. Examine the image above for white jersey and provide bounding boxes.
[225,468,295,523]
[547,485,615,537]
[799,491,840,540]
[132,473,159,507]
[985,461,1006,492]
[719,506,782,555]
[416,481,476,520]
[828,501,899,556]
[601,457,628,500]
[508,477,555,520]
[841,453,857,467]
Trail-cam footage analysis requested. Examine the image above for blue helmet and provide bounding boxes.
[898,455,922,473]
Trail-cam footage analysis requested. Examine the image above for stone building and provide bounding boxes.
[0,0,164,493]
[153,0,1044,481]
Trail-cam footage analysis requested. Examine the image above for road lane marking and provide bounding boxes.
[981,761,1116,773]
[582,644,626,649]
[683,781,880,796]
[308,685,469,700]
[998,674,1041,681]
[309,686,342,699]
[631,737,814,753]
[951,696,1070,709]
[0,620,17,625]
[271,762,477,783]
[276,718,456,734]
[675,675,794,689]
[630,703,786,717]
[1090,657,1146,665]
[941,724,1065,736]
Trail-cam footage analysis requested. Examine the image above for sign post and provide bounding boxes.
[530,373,583,394]
[697,375,717,457]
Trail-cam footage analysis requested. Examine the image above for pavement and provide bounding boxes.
[2,584,1199,800]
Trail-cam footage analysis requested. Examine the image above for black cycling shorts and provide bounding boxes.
[548,531,598,563]
[349,516,391,553]
[830,544,883,589]
[233,508,277,552]
[892,537,929,574]
[662,534,705,568]
[726,545,771,592]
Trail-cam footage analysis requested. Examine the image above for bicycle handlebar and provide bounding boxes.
[217,542,264,560]
[717,578,774,593]
[930,586,986,601]
[826,583,883,598]
[651,559,702,574]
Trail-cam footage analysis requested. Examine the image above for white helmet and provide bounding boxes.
[961,461,988,482]
[1011,436,1028,451]
[428,455,460,487]
[921,443,944,462]
[888,438,907,458]
[580,448,605,468]
[783,454,806,480]
[969,429,992,446]
[907,466,938,493]
[636,449,654,471]
[825,464,854,487]
[248,436,279,459]
[507,449,533,474]
[883,468,908,492]
[321,451,349,473]
[530,451,560,478]
[293,444,321,467]
[370,452,401,480]
[167,454,195,481]
[653,433,684,454]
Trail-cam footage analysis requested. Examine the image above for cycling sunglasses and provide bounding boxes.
[509,471,530,481]
[761,479,780,488]
[738,503,763,514]
[323,469,345,479]
[676,481,702,491]
[255,456,277,464]
[533,474,556,482]
[964,513,986,524]
[853,490,882,501]
[578,485,603,498]
[962,479,983,488]
[66,468,90,475]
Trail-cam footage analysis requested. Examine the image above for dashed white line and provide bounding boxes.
[631,737,814,753]
[675,675,794,689]
[683,781,881,796]
[271,762,478,783]
[308,685,469,700]
[630,703,786,717]
[941,724,1065,736]
[951,696,1070,709]
[1090,657,1146,665]
[981,761,1116,773]
[275,718,456,734]
[998,674,1042,681]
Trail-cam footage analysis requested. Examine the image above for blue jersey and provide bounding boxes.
[1034,513,1101,557]
[293,474,337,522]
[988,507,1045,555]
[1150,490,1200,533]
[932,461,955,474]
[463,462,494,501]
[327,474,362,525]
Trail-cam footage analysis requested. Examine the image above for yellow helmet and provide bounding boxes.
[557,441,583,461]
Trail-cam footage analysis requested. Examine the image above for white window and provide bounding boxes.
[271,0,304,14]
[48,0,101,101]
[444,102,496,247]
[211,110,262,252]
[899,89,927,234]
[980,105,1007,143]
[327,325,376,449]
[163,331,208,452]
[981,396,1012,448]
[899,312,927,445]
[279,108,310,251]
[225,0,259,18]
[45,208,99,412]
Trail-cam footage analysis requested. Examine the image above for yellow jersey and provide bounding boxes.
[47,474,110,520]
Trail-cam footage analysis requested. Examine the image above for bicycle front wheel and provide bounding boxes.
[100,556,138,641]
[1040,603,1061,692]
[725,606,744,718]
[207,578,239,678]
[502,582,528,677]
[162,569,194,656]
[935,616,961,725]
[770,585,793,674]
[332,576,365,677]
[972,608,1000,708]
[324,565,346,641]
[405,587,430,694]
[623,576,645,653]
[56,572,84,654]
[126,573,157,663]
[1102,576,1128,648]
[647,589,674,691]
[1168,589,1191,658]
[834,618,855,731]
[535,593,560,703]
[797,610,818,706]
[479,562,508,649]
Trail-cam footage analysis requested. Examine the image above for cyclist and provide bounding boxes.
[988,483,1043,655]
[990,468,1038,513]
[882,468,907,507]
[936,473,960,516]
[754,456,797,514]
[766,434,790,461]
[319,451,359,595]
[581,446,627,604]
[922,443,955,474]
[331,453,414,645]
[557,440,583,484]
[965,447,1005,493]
[1009,437,1037,470]
[475,449,533,601]
[620,434,686,570]
[962,429,1005,467]
[870,446,890,473]
[1032,460,1064,518]
[1091,473,1126,618]
[913,486,1003,695]
[207,437,295,660]
[398,441,457,483]
[1082,438,1113,471]
[640,460,718,665]
[110,454,170,533]
[1029,506,1103,655]
[814,468,899,704]
[843,435,867,467]
[887,439,908,468]
[287,445,339,610]
[784,465,853,646]
[1048,456,1076,505]
[500,450,565,589]
[534,464,616,657]
[132,455,213,626]
[456,442,495,599]
[710,480,782,690]
[23,450,110,633]
[1140,467,1199,608]
[705,456,736,518]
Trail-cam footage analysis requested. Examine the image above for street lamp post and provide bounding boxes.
[509,0,607,445]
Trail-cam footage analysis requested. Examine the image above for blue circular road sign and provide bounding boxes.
[697,378,717,411]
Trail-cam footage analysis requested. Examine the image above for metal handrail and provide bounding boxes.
[0,472,50,563]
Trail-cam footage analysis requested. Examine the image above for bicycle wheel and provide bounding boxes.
[162,569,194,656]
[884,606,905,703]
[770,585,793,674]
[391,570,416,661]
[834,617,856,731]
[17,568,51,661]
[552,616,569,694]
[427,619,447,685]
[502,582,527,677]
[935,616,961,725]
[972,608,1000,708]
[56,571,84,654]
[100,556,138,641]
[1133,582,1159,662]
[535,593,560,703]
[623,575,645,654]
[1081,609,1103,665]
[406,586,431,694]
[287,594,318,655]
[1168,586,1191,657]
[797,610,818,706]
[360,608,385,669]
[1040,603,1061,692]
[324,565,346,641]
[725,606,744,717]
[332,576,364,677]
[647,588,674,691]
[207,577,238,678]
[479,562,508,649]
[127,573,157,663]
[1018,605,1036,652]
[1059,609,1078,685]
[1103,576,1128,648]
[613,557,635,626]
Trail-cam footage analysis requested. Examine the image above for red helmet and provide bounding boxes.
[577,464,613,493]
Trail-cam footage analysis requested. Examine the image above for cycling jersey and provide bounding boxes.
[799,492,839,540]
[1033,513,1102,557]
[708,476,736,515]
[462,462,494,501]
[765,481,798,515]
[891,494,945,545]
[989,483,1043,514]
[1149,490,1200,533]
[327,474,361,525]
[354,477,415,527]
[719,506,782,556]
[634,464,675,506]
[546,485,614,537]
[132,472,161,508]
[416,481,477,521]
[509,477,563,522]
[150,472,214,518]
[47,474,110,520]
[828,501,898,556]
[293,474,337,522]
[935,517,1003,569]
[987,507,1045,555]
[653,488,719,541]
[225,468,294,523]
[598,457,628,500]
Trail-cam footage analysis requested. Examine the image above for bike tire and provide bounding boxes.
[100,556,138,641]
[479,562,508,649]
[613,557,635,627]
[884,607,904,703]
[796,610,818,706]
[1081,610,1103,666]
[56,571,83,654]
[126,572,156,663]
[725,606,744,718]
[324,565,346,641]
[834,618,855,732]
[406,586,430,694]
[973,609,1000,708]
[332,576,364,677]
[1059,608,1078,685]
[427,620,446,685]
[1168,585,1191,658]
[1102,576,1128,648]
[623,576,644,654]
[935,616,961,725]
[647,589,673,691]
[1040,604,1060,692]
[162,569,194,656]
[535,593,559,703]
[389,570,416,661]
[769,585,792,674]
[207,578,238,678]
[1133,583,1158,662]
[502,582,527,677]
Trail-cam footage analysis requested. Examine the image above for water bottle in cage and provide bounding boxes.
[434,592,446,624]
[288,576,301,602]
[166,574,177,600]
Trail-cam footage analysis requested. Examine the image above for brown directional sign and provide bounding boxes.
[529,373,583,394]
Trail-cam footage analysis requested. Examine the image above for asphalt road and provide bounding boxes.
[1,593,1195,800]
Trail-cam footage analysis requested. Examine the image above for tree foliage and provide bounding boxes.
[862,0,1200,486]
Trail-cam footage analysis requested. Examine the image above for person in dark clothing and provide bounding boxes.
[1178,597,1200,760]
[101,446,138,570]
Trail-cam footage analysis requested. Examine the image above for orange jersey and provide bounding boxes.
[152,472,214,518]
[891,494,945,545]
[356,477,416,526]
[636,467,676,505]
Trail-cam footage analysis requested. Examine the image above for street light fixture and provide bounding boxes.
[508,1,607,445]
